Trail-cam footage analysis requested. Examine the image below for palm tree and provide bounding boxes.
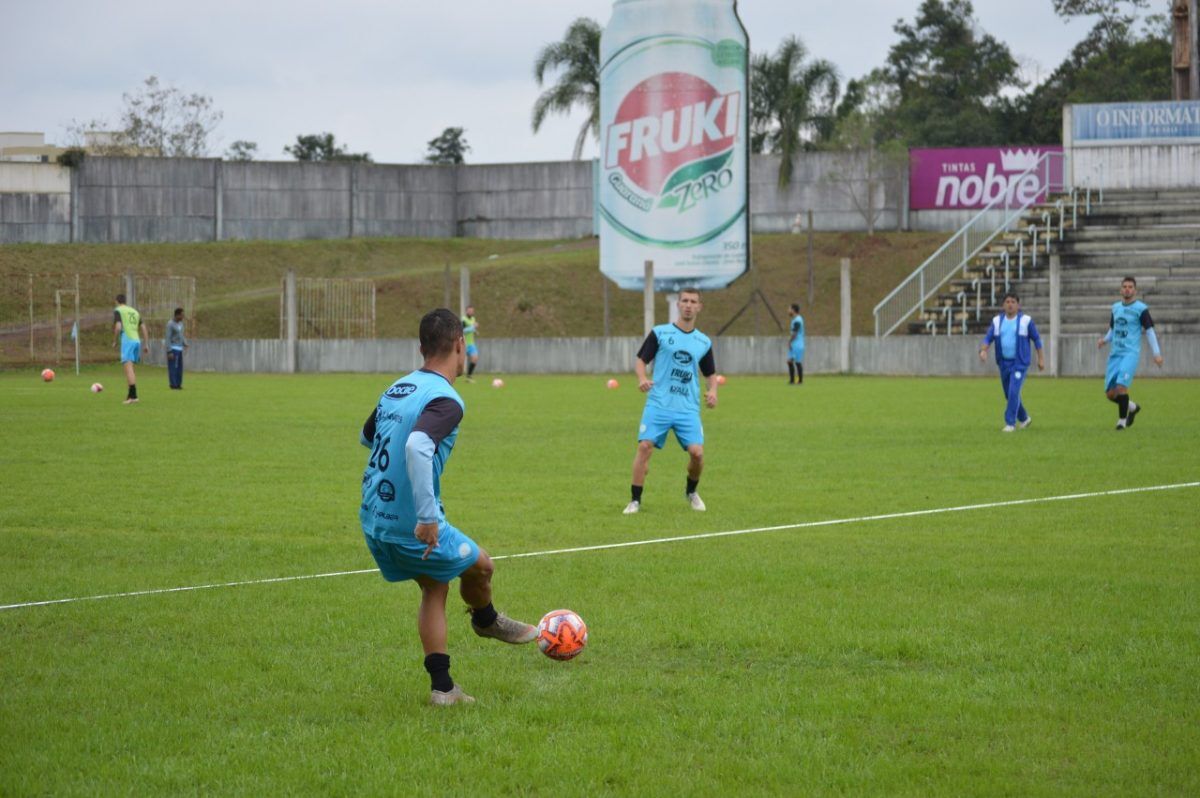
[751,37,841,187]
[532,18,602,160]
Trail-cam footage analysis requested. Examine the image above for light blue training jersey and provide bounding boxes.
[999,316,1018,359]
[1110,300,1151,356]
[790,315,805,348]
[644,323,713,414]
[360,370,464,542]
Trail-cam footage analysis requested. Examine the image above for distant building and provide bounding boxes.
[0,132,63,163]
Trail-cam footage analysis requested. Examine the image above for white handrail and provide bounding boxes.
[874,151,1067,337]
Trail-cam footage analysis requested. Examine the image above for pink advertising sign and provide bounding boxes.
[909,146,1063,210]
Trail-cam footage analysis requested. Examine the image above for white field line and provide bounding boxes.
[2,481,1197,612]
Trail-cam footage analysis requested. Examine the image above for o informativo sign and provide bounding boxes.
[597,0,750,291]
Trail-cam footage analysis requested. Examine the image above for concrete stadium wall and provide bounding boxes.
[3,145,1194,244]
[0,162,70,193]
[457,161,594,239]
[1071,144,1200,190]
[78,157,218,243]
[145,334,1200,378]
[749,153,904,233]
[0,192,71,243]
[1,153,903,244]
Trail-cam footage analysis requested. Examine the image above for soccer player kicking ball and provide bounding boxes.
[112,293,149,405]
[624,288,718,515]
[1099,276,1164,430]
[358,309,536,706]
[978,292,1044,432]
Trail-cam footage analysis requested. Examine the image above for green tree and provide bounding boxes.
[224,140,258,161]
[750,36,840,188]
[820,77,907,235]
[1000,13,1170,143]
[67,75,223,157]
[424,127,470,164]
[284,133,371,162]
[881,0,1020,146]
[531,17,602,160]
[1051,0,1150,46]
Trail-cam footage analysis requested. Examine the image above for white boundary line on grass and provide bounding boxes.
[3,480,1197,612]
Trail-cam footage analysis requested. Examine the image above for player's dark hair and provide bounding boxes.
[173,307,184,317]
[116,293,126,304]
[790,303,800,313]
[1003,292,1019,303]
[679,287,701,299]
[420,308,463,358]
[1122,276,1137,286]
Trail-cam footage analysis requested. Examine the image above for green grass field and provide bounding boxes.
[2,369,1198,796]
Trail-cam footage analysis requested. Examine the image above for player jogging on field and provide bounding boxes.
[461,305,479,381]
[113,293,149,405]
[359,308,536,706]
[624,288,718,515]
[1098,276,1163,430]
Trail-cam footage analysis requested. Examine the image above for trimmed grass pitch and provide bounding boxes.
[2,369,1198,796]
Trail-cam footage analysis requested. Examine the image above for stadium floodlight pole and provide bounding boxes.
[1192,0,1199,99]
[840,259,851,373]
[1050,253,1061,378]
[643,261,654,337]
[807,209,815,306]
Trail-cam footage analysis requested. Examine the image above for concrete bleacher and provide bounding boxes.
[915,189,1200,336]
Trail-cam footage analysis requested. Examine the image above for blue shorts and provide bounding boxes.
[1105,352,1140,391]
[363,522,480,583]
[638,406,703,450]
[789,345,804,362]
[466,344,478,357]
[120,339,142,364]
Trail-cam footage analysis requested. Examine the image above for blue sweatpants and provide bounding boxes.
[998,359,1029,426]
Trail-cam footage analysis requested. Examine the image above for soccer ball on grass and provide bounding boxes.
[537,609,588,661]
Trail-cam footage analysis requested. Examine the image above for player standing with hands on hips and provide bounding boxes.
[1098,276,1163,430]
[624,288,718,515]
[358,309,536,706]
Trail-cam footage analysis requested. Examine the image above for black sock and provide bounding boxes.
[686,478,699,495]
[797,363,803,384]
[787,362,795,383]
[1118,394,1130,419]
[128,385,137,399]
[468,362,476,376]
[631,484,643,503]
[424,652,453,693]
[471,602,497,628]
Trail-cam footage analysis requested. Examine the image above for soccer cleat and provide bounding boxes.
[1126,403,1140,428]
[1018,417,1032,429]
[472,612,537,644]
[429,685,475,706]
[1115,420,1127,430]
[122,398,139,405]
[1001,425,1015,432]
[623,500,640,515]
[687,492,706,511]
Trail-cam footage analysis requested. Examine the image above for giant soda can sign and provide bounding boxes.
[598,0,750,291]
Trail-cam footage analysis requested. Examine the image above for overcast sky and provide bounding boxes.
[3,1,1135,164]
